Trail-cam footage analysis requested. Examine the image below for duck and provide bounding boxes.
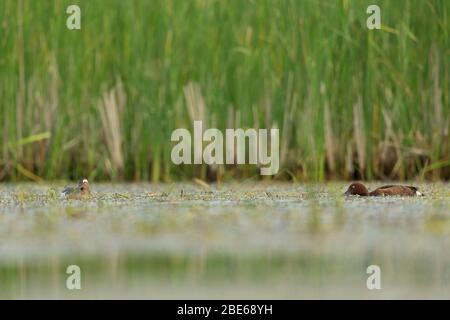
[344,182,423,197]
[60,178,91,199]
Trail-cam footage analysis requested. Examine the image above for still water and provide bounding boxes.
[0,182,449,298]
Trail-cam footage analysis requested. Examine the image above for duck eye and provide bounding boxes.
[80,187,84,191]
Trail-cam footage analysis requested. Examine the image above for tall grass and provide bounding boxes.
[0,0,449,182]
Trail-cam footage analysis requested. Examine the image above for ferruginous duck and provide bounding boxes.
[344,182,423,197]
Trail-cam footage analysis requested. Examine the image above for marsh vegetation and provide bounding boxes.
[0,0,449,182]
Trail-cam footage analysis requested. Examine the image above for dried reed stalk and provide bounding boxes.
[353,97,366,174]
[97,79,126,175]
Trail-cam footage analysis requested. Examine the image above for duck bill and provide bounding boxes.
[343,190,351,196]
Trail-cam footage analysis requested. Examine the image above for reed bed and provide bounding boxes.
[0,0,449,182]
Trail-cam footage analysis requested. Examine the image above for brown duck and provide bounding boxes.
[344,182,423,197]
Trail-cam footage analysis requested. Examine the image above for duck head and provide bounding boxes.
[344,182,369,196]
[78,178,90,195]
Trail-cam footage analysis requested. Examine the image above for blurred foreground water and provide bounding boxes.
[0,182,449,299]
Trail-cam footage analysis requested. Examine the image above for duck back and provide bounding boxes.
[369,185,419,196]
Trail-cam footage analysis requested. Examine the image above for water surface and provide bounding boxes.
[0,182,449,299]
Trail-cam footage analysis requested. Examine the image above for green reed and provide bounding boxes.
[0,0,448,182]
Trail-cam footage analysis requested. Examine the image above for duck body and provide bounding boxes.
[344,182,423,197]
[367,185,421,196]
[60,178,91,199]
